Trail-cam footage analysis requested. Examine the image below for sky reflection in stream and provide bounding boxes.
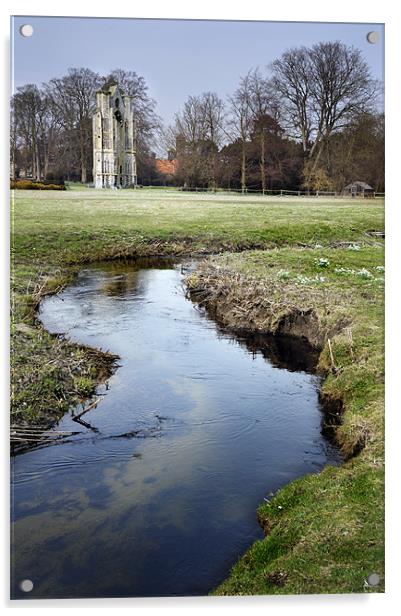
[11,260,340,599]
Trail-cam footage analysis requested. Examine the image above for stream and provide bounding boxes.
[11,259,340,599]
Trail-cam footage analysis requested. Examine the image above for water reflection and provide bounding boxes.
[11,260,340,599]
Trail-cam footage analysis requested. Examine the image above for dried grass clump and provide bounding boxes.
[186,261,324,347]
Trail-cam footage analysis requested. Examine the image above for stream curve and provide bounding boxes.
[11,259,340,599]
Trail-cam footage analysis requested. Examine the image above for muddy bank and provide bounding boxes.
[10,323,118,453]
[186,262,348,453]
[186,264,325,348]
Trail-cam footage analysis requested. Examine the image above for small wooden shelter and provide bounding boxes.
[344,181,375,198]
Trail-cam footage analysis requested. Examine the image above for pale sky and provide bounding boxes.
[11,16,384,127]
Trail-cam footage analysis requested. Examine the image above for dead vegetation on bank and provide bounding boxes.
[186,261,345,349]
[186,254,384,461]
[10,319,118,443]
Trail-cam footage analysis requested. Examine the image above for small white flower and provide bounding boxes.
[295,274,326,285]
[277,269,290,280]
[348,244,361,251]
[296,275,311,284]
[335,267,355,275]
[315,258,330,268]
[375,266,385,272]
[356,268,373,279]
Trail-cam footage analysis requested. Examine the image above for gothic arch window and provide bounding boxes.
[125,122,129,149]
[114,98,122,123]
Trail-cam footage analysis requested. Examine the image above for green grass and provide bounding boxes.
[10,188,384,593]
[12,189,383,264]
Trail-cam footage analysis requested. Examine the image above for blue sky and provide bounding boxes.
[11,16,384,127]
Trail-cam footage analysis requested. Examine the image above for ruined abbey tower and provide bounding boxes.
[92,82,137,188]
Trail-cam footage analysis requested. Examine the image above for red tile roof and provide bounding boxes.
[155,159,178,175]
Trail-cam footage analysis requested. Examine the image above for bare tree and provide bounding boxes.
[38,92,61,179]
[228,72,253,193]
[172,92,225,188]
[45,68,101,183]
[173,95,207,186]
[325,112,384,192]
[271,42,378,187]
[159,124,178,156]
[12,85,49,180]
[307,42,378,167]
[10,105,17,179]
[247,69,279,192]
[102,68,160,155]
[175,95,207,143]
[199,92,225,189]
[271,47,312,154]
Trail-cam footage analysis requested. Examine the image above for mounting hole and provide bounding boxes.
[19,24,34,38]
[366,572,380,587]
[367,31,379,44]
[20,579,34,592]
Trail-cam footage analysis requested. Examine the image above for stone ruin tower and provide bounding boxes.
[92,81,137,188]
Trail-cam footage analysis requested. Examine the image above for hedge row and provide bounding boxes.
[11,180,66,191]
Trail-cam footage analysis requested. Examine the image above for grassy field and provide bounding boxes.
[11,188,384,593]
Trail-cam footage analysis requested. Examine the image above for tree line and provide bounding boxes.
[11,41,384,192]
[10,67,159,184]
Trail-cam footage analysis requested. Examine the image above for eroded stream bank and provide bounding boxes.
[11,259,341,599]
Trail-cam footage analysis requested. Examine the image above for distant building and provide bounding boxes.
[92,81,137,188]
[344,181,374,198]
[155,149,178,182]
[155,159,178,177]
